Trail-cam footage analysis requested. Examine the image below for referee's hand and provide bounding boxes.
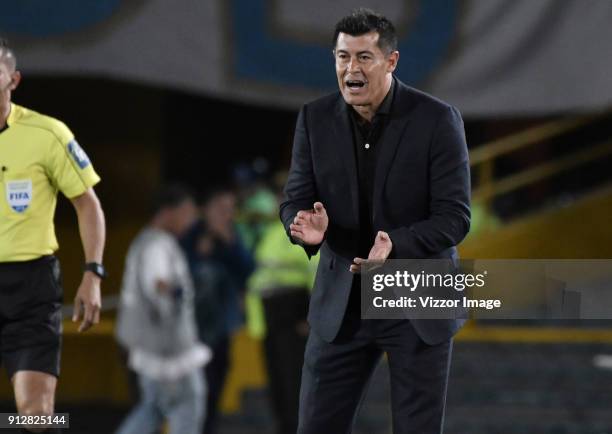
[72,273,102,332]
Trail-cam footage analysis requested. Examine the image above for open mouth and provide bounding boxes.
[346,79,367,90]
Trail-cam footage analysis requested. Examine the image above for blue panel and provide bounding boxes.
[231,0,458,90]
[0,0,122,36]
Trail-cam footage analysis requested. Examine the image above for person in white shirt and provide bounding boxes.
[116,184,211,434]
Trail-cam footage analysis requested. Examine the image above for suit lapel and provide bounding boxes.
[332,97,360,221]
[373,81,414,222]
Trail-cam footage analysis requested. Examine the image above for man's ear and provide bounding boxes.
[387,51,399,73]
[9,70,21,91]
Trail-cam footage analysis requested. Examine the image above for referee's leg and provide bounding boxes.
[0,256,63,433]
[12,371,57,433]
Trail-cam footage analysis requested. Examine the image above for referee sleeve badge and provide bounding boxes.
[67,140,91,169]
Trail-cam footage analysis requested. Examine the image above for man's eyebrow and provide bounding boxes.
[335,49,375,55]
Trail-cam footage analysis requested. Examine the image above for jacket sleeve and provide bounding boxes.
[279,104,322,258]
[388,105,471,258]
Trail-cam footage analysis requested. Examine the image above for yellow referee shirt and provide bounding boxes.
[0,104,100,262]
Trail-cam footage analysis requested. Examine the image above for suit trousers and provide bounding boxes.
[297,290,453,434]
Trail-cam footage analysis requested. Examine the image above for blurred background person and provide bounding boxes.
[115,184,210,434]
[245,172,318,434]
[232,159,277,252]
[180,185,255,434]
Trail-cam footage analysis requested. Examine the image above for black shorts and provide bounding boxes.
[0,256,63,379]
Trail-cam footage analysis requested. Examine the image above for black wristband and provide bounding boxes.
[84,262,107,279]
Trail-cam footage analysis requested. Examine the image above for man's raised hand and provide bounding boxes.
[290,202,328,246]
[350,231,393,274]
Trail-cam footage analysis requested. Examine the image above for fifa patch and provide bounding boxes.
[68,140,91,169]
[5,179,32,213]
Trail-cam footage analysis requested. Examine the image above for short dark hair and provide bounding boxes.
[151,183,194,214]
[333,8,398,54]
[0,38,17,70]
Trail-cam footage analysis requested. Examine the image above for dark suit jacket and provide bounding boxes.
[280,78,471,345]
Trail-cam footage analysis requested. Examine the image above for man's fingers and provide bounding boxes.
[79,313,92,332]
[79,320,91,332]
[353,256,384,273]
[93,306,101,325]
[72,298,82,322]
[80,301,100,332]
[75,298,101,332]
[367,259,385,272]
[350,257,365,274]
[293,215,308,225]
[82,303,94,332]
[290,229,304,241]
[79,318,93,333]
[92,301,101,325]
[377,231,390,241]
[313,202,326,215]
[290,223,305,233]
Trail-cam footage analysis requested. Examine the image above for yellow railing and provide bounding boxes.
[470,111,612,209]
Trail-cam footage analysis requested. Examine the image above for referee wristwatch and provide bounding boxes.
[84,262,107,279]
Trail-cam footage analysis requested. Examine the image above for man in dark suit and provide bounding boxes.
[280,8,470,434]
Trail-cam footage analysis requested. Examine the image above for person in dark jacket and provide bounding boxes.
[181,186,255,434]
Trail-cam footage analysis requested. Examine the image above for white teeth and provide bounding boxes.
[346,80,366,88]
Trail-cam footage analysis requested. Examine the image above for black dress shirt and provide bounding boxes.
[349,78,396,257]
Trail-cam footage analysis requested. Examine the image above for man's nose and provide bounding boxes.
[347,57,360,73]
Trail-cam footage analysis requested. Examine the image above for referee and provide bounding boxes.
[0,39,106,432]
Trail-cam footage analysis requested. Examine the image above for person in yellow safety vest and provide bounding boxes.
[236,186,279,252]
[246,219,318,434]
